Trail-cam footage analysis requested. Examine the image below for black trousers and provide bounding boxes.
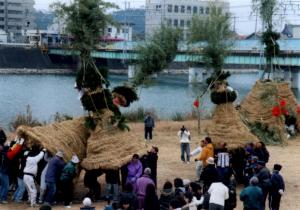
[61,180,73,206]
[145,127,153,140]
[269,193,281,210]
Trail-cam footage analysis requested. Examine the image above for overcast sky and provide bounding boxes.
[34,0,300,35]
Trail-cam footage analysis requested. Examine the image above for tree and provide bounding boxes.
[252,0,280,80]
[52,0,138,130]
[133,25,181,85]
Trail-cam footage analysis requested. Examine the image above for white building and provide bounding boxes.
[145,0,230,40]
[104,24,133,42]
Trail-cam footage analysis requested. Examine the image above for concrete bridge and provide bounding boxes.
[48,39,300,88]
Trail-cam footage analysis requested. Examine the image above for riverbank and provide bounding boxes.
[1,120,297,210]
[0,68,75,74]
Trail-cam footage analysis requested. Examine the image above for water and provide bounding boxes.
[0,73,298,129]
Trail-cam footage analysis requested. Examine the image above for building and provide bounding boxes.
[282,24,300,39]
[104,24,133,42]
[145,0,230,40]
[0,0,35,42]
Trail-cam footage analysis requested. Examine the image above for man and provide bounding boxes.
[60,155,80,208]
[44,150,66,205]
[197,137,214,167]
[178,126,191,164]
[190,140,205,180]
[240,176,263,210]
[208,178,229,210]
[200,157,219,193]
[216,143,231,185]
[144,113,155,141]
[255,161,271,210]
[135,168,155,210]
[269,164,285,210]
[0,127,6,146]
[141,146,159,186]
[105,169,120,202]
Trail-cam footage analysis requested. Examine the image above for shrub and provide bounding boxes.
[171,112,186,121]
[53,112,73,122]
[123,107,146,122]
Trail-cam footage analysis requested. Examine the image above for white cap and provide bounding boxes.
[206,157,215,165]
[56,150,64,158]
[83,197,92,207]
[71,155,79,164]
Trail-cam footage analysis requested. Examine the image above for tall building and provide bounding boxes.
[0,0,35,42]
[145,0,230,40]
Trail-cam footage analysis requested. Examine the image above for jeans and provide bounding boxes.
[13,177,26,202]
[145,127,153,140]
[0,172,9,201]
[45,181,56,204]
[195,160,203,180]
[105,183,119,201]
[180,143,190,162]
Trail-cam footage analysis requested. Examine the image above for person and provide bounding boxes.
[216,143,231,185]
[0,127,6,146]
[240,176,263,210]
[23,148,46,207]
[119,182,137,210]
[254,142,269,164]
[105,169,120,202]
[0,138,24,204]
[196,137,214,167]
[189,182,203,201]
[200,157,219,193]
[39,204,52,210]
[182,191,203,210]
[84,169,103,201]
[126,154,143,192]
[60,155,80,208]
[144,184,160,210]
[178,125,191,163]
[140,146,159,186]
[255,161,271,210]
[12,150,29,203]
[191,140,205,180]
[44,150,66,205]
[174,177,185,197]
[39,152,52,203]
[207,179,229,210]
[170,198,185,210]
[159,181,174,210]
[144,113,155,141]
[269,164,285,210]
[224,175,237,210]
[80,197,95,210]
[135,167,155,210]
[104,195,118,210]
[285,114,297,137]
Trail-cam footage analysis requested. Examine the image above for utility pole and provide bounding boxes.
[233,16,236,32]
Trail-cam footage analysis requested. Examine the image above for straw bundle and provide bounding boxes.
[81,124,148,170]
[207,103,259,148]
[240,81,299,132]
[17,117,89,162]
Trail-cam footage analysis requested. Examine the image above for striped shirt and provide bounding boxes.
[217,152,230,168]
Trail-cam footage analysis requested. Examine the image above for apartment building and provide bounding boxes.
[145,0,230,40]
[0,0,35,42]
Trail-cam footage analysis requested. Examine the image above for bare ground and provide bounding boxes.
[1,120,299,210]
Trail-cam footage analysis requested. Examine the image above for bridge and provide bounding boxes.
[48,39,300,88]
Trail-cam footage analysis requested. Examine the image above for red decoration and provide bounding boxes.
[280,99,287,107]
[113,97,120,107]
[272,106,281,117]
[281,109,288,116]
[297,106,300,114]
[193,99,200,108]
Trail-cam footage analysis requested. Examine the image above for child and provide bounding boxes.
[80,197,95,210]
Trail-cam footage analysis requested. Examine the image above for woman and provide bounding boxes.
[177,126,191,163]
[126,154,143,192]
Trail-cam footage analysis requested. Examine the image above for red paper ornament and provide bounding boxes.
[297,106,300,114]
[193,99,200,108]
[280,99,287,107]
[281,109,288,116]
[272,106,281,117]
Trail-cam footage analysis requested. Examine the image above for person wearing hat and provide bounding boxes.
[23,148,47,207]
[80,197,95,210]
[269,164,285,210]
[255,160,271,210]
[60,155,80,208]
[240,176,263,210]
[44,150,66,205]
[136,167,155,210]
[200,157,219,193]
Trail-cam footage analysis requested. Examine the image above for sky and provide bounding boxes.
[34,0,300,35]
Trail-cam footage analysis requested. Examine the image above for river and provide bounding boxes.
[0,73,299,129]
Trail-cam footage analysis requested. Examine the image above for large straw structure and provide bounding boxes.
[81,124,148,170]
[207,103,259,148]
[17,117,89,162]
[240,81,299,133]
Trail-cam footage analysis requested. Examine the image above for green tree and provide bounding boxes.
[52,0,138,130]
[252,0,280,79]
[133,25,181,85]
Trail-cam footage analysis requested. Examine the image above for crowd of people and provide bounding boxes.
[0,123,286,210]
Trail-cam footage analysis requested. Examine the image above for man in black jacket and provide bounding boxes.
[0,128,6,146]
[269,164,285,210]
[141,146,159,186]
[200,157,219,193]
[256,161,271,210]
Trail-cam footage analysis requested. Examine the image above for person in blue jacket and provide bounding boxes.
[269,164,285,210]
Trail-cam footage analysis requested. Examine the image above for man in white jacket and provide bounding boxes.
[190,140,205,180]
[208,179,229,210]
[23,148,46,207]
[177,126,191,164]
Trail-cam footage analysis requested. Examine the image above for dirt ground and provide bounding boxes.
[1,120,298,210]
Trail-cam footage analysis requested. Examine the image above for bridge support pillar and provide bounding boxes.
[128,65,136,79]
[189,67,203,83]
[284,69,292,84]
[292,71,300,89]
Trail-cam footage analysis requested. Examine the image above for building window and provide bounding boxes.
[187,20,191,27]
[108,28,112,33]
[181,5,185,13]
[0,26,4,29]
[187,6,191,14]
[0,17,3,21]
[206,7,210,15]
[174,19,178,27]
[180,20,184,28]
[0,10,4,14]
[193,6,198,14]
[8,10,22,14]
[167,19,172,26]
[156,4,161,11]
[117,28,120,33]
[0,3,4,6]
[167,4,172,13]
[199,7,204,14]
[122,28,129,33]
[174,5,179,13]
